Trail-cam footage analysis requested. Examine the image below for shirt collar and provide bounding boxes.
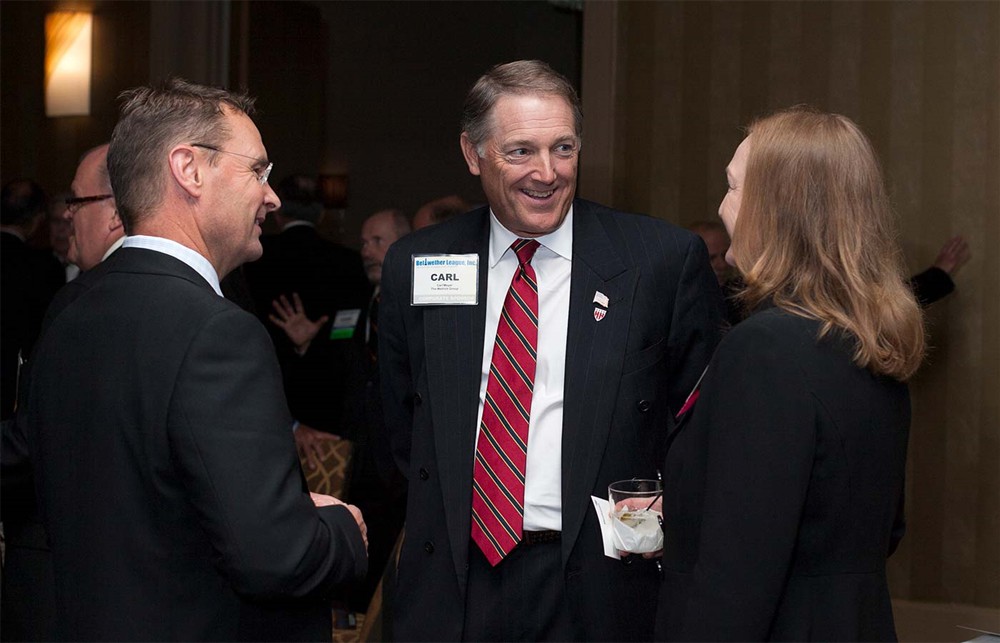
[488,205,574,268]
[122,235,223,296]
[281,220,315,232]
[101,235,125,262]
[0,228,26,242]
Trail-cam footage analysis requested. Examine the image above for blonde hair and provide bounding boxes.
[731,106,925,380]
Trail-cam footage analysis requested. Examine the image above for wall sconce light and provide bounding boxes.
[318,173,349,209]
[45,12,93,117]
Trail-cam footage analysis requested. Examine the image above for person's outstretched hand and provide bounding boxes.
[933,235,971,275]
[269,292,328,354]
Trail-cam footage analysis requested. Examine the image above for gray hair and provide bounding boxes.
[107,78,256,235]
[461,60,582,155]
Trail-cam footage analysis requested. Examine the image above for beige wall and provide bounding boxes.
[581,0,999,609]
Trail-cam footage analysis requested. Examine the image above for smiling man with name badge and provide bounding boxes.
[378,60,723,641]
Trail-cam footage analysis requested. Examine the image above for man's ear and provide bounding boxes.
[168,145,203,198]
[108,206,123,232]
[459,132,482,177]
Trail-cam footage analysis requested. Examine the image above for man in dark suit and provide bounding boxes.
[2,146,120,642]
[378,60,723,641]
[269,208,412,616]
[1,179,63,642]
[20,78,367,641]
[243,174,369,439]
[0,179,64,421]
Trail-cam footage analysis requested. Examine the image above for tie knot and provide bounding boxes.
[512,239,540,266]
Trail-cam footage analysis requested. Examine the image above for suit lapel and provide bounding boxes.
[561,201,635,561]
[421,211,490,590]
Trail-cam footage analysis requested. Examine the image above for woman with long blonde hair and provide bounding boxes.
[655,106,924,641]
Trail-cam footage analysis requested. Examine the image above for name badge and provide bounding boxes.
[329,308,361,339]
[411,254,479,305]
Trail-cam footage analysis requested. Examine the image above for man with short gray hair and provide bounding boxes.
[380,60,723,641]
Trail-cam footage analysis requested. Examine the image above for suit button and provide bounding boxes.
[419,467,429,480]
[637,399,651,412]
[424,541,435,554]
[413,393,423,406]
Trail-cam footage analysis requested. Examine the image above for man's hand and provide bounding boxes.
[310,493,368,550]
[269,293,328,354]
[933,235,971,275]
[294,423,340,471]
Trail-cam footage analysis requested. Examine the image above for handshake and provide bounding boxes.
[311,492,368,550]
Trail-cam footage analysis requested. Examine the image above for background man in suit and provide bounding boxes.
[0,178,64,641]
[0,179,64,421]
[63,144,125,272]
[378,60,723,641]
[345,208,411,613]
[269,207,412,617]
[21,78,367,641]
[244,173,369,443]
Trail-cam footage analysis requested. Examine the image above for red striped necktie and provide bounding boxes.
[471,238,540,566]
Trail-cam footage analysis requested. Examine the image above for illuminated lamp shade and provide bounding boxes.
[45,12,92,117]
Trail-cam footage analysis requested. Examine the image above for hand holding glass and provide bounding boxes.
[608,479,663,554]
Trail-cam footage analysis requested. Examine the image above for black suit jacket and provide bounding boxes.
[909,266,955,307]
[244,224,369,434]
[22,247,367,641]
[656,307,909,641]
[0,264,107,642]
[379,200,723,641]
[0,232,64,420]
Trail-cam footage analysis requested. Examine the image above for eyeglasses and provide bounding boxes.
[191,143,273,185]
[65,194,114,214]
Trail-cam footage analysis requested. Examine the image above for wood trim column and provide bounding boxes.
[579,0,619,205]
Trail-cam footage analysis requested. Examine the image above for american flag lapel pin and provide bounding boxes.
[593,290,609,321]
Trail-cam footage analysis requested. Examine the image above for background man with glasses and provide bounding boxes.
[62,143,124,272]
[18,78,368,641]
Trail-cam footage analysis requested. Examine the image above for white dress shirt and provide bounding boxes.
[102,235,126,262]
[122,235,223,296]
[475,207,573,532]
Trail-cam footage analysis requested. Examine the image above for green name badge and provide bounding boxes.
[329,308,361,340]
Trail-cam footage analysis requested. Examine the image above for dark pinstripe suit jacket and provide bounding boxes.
[379,200,724,641]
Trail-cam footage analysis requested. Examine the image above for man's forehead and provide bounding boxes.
[491,94,575,130]
[73,156,102,189]
[225,109,265,151]
[363,215,394,236]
